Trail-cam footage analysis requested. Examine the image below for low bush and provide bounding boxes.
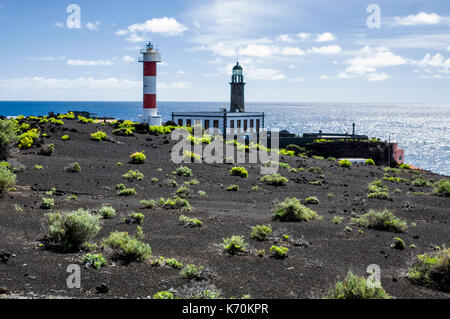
[115,183,126,190]
[391,237,405,250]
[153,291,174,299]
[230,166,248,178]
[411,176,431,187]
[250,225,272,241]
[407,247,449,292]
[180,264,204,280]
[351,209,407,232]
[61,135,69,141]
[303,196,320,204]
[259,173,288,186]
[90,131,107,142]
[0,165,16,193]
[35,164,43,170]
[165,258,183,269]
[269,245,289,259]
[339,159,352,168]
[117,188,136,196]
[78,116,94,124]
[103,231,151,262]
[222,235,246,255]
[365,159,375,166]
[124,212,145,224]
[197,190,207,197]
[307,166,322,174]
[332,216,345,224]
[159,196,191,211]
[39,143,55,156]
[179,215,203,227]
[82,253,107,269]
[176,165,192,177]
[40,197,54,209]
[0,119,18,150]
[433,179,450,196]
[273,197,318,222]
[227,184,239,191]
[129,152,146,164]
[47,209,101,250]
[324,271,392,299]
[122,170,144,181]
[140,200,156,208]
[65,162,81,173]
[98,205,116,219]
[367,180,389,200]
[176,185,191,197]
[18,129,40,149]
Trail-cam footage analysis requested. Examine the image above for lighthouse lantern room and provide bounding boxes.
[139,42,162,126]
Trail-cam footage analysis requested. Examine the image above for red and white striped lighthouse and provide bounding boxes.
[139,42,162,125]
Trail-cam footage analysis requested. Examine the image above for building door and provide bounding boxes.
[244,120,248,132]
[256,119,260,132]
[178,119,183,126]
[213,120,219,129]
[204,120,210,130]
[186,119,191,127]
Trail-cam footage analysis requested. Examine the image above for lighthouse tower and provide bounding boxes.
[139,42,162,125]
[230,62,245,113]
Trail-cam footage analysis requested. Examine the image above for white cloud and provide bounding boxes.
[177,70,185,75]
[116,17,188,42]
[367,72,391,81]
[159,81,191,89]
[0,77,140,90]
[281,47,306,56]
[122,55,135,63]
[297,32,310,40]
[246,68,286,80]
[344,46,406,75]
[411,53,450,76]
[26,56,66,61]
[393,12,441,26]
[320,74,331,80]
[308,45,342,55]
[85,21,100,31]
[209,43,238,57]
[67,59,114,66]
[238,44,278,57]
[446,46,450,52]
[289,77,305,82]
[315,32,335,42]
[276,34,293,43]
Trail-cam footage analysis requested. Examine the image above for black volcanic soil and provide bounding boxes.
[0,119,448,299]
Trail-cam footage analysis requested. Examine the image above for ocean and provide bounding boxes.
[0,101,449,176]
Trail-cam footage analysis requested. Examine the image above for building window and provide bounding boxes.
[186,119,191,127]
[204,120,210,130]
[178,119,183,126]
[244,120,247,132]
[213,120,219,129]
[237,120,241,129]
[256,119,260,132]
[250,119,254,129]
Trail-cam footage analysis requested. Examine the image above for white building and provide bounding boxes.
[172,62,264,136]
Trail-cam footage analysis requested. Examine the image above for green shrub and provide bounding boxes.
[159,196,191,211]
[411,176,431,187]
[399,163,411,169]
[269,245,289,259]
[222,235,246,255]
[179,215,202,227]
[50,118,64,125]
[392,237,405,250]
[117,188,136,196]
[165,258,183,269]
[40,197,54,209]
[18,129,40,149]
[61,135,69,141]
[303,196,319,204]
[259,173,288,186]
[103,231,151,262]
[0,165,16,193]
[45,187,56,196]
[365,159,375,166]
[90,131,107,142]
[324,271,392,299]
[433,179,450,196]
[176,185,191,197]
[0,119,18,149]
[153,291,174,299]
[82,253,107,269]
[124,212,145,224]
[140,200,156,208]
[230,166,248,178]
[98,205,116,219]
[122,170,144,181]
[112,127,134,136]
[339,159,352,168]
[78,116,94,124]
[367,180,389,199]
[307,166,322,174]
[129,152,146,164]
[227,184,239,191]
[39,143,55,156]
[115,183,126,190]
[65,162,81,173]
[47,209,101,250]
[250,225,272,241]
[332,216,345,224]
[273,197,318,222]
[407,247,449,291]
[286,144,305,155]
[180,264,204,280]
[351,209,407,232]
[197,190,206,197]
[151,177,159,183]
[176,165,192,177]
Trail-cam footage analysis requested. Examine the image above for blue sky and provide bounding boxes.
[0,0,449,103]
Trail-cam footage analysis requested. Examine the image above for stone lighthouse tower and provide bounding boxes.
[230,62,245,112]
